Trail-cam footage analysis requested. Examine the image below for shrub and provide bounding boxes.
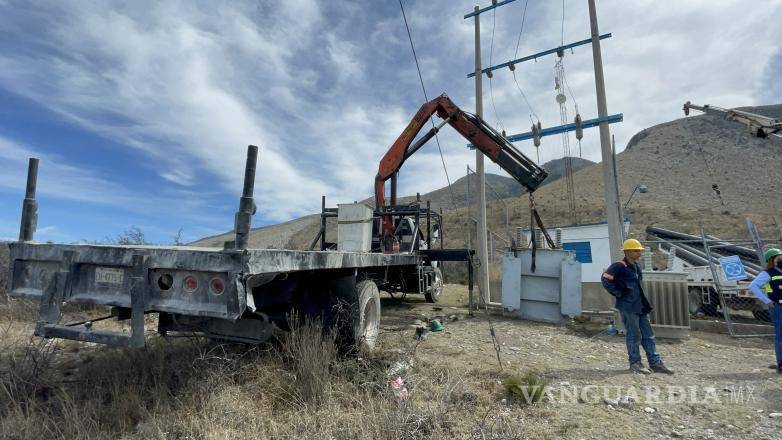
[502,371,548,405]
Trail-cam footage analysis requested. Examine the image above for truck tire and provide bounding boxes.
[424,267,443,303]
[687,288,703,315]
[336,280,381,353]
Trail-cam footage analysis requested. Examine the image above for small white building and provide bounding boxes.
[517,220,630,311]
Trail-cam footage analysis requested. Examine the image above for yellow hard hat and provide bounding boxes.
[621,238,645,251]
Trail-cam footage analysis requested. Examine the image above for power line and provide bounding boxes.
[398,0,457,209]
[488,9,506,132]
[560,0,566,45]
[513,0,530,58]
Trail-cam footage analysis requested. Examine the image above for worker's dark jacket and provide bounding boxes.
[601,258,653,315]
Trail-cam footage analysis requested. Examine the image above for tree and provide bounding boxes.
[113,226,148,245]
[173,228,184,246]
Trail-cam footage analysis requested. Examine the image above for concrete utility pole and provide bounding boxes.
[473,6,491,304]
[588,0,624,262]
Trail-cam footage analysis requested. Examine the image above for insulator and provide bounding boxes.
[554,77,560,90]
[508,63,515,72]
[575,113,583,140]
[557,49,564,58]
[532,123,541,147]
[501,130,506,137]
[487,70,493,79]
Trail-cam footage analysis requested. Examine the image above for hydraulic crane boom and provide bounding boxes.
[375,94,548,237]
[683,101,782,139]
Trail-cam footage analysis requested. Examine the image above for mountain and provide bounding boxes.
[189,156,594,248]
[193,104,782,250]
[476,104,782,242]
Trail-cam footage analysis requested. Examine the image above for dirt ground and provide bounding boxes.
[2,283,781,439]
[379,285,782,440]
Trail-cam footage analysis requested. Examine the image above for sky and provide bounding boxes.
[0,0,780,244]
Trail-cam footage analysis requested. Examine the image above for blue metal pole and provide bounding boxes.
[467,113,623,149]
[467,33,611,78]
[464,0,518,19]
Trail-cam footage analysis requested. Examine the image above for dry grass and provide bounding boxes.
[0,303,518,440]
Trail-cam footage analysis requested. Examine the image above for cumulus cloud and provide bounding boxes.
[0,0,779,235]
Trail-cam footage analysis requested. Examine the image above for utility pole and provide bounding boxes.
[588,0,623,261]
[473,5,491,304]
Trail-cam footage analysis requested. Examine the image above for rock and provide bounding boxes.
[670,430,683,437]
[644,407,656,414]
[676,425,685,430]
[603,397,619,406]
[607,404,615,410]
[769,412,782,418]
[618,395,636,406]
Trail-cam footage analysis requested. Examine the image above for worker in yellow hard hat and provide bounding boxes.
[601,239,674,375]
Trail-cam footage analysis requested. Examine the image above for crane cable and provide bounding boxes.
[401,0,503,369]
[510,0,540,163]
[398,0,458,211]
[693,142,726,206]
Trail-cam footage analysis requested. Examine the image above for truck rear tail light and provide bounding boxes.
[183,275,199,293]
[209,277,225,295]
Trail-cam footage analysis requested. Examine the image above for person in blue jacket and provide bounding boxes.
[748,248,782,374]
[601,239,674,375]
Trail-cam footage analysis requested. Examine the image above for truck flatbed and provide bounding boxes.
[8,241,420,321]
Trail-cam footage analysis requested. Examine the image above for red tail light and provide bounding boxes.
[183,275,198,292]
[210,277,225,295]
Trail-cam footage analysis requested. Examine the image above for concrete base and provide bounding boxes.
[690,319,775,336]
[581,282,613,312]
[613,309,689,340]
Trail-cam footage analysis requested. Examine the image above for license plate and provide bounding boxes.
[95,267,124,286]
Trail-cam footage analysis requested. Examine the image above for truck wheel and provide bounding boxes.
[424,267,443,303]
[687,288,703,315]
[336,280,381,353]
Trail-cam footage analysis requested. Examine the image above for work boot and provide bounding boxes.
[630,362,652,375]
[650,362,674,375]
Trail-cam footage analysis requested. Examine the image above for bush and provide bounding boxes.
[503,371,548,405]
[278,315,338,407]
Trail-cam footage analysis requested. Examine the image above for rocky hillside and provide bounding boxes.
[194,105,782,251]
[473,104,782,242]
[190,157,594,248]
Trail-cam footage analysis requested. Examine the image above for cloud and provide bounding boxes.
[0,0,779,237]
[0,136,230,232]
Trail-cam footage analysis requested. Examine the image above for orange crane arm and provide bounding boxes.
[375,94,547,237]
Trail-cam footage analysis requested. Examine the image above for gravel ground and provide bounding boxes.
[380,284,782,440]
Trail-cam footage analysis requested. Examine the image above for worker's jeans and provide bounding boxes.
[771,304,782,366]
[620,311,661,366]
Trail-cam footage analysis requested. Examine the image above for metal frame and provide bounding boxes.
[467,33,612,78]
[700,228,774,338]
